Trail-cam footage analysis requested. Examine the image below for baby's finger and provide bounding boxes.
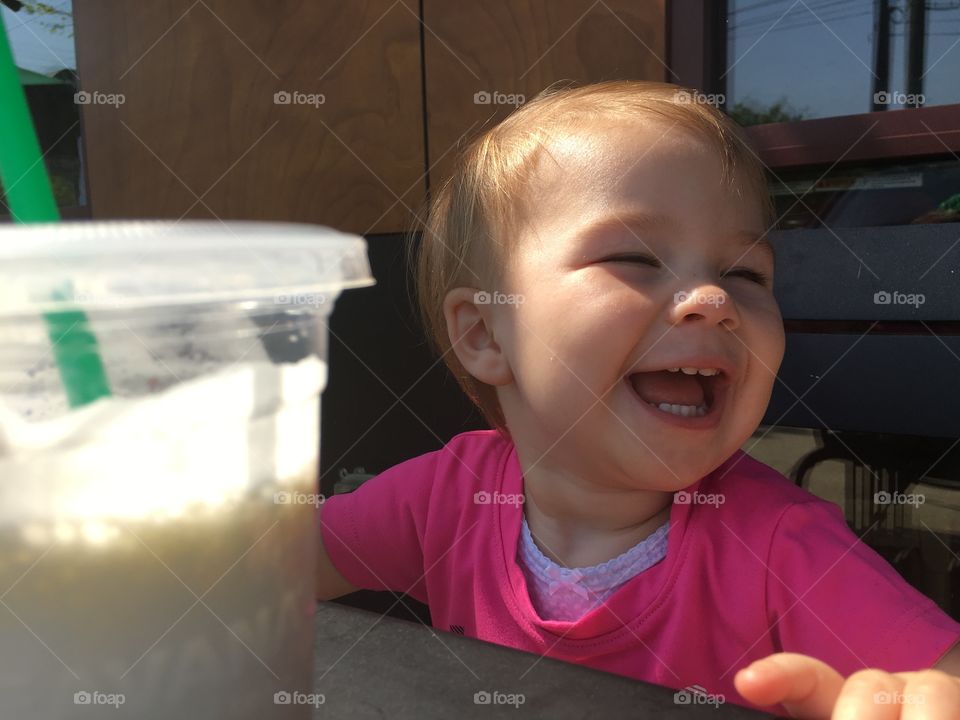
[894,670,960,720]
[734,652,844,719]
[828,669,904,720]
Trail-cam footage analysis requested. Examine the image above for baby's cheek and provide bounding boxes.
[745,301,786,374]
[764,314,787,377]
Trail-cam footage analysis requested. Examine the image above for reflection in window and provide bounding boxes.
[726,0,960,126]
[769,157,960,228]
[0,1,83,214]
[746,426,960,620]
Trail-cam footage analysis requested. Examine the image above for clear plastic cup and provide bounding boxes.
[0,221,373,718]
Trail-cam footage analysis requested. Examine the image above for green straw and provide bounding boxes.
[0,12,111,407]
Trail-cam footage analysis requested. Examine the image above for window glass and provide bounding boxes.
[0,1,82,214]
[726,0,960,126]
[769,156,960,229]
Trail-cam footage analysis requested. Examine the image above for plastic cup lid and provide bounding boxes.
[0,220,375,316]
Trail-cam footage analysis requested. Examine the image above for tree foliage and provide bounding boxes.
[20,2,72,37]
[728,97,807,126]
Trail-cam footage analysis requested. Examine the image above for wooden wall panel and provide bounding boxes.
[72,0,424,235]
[421,0,668,190]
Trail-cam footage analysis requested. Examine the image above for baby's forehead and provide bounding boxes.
[516,122,728,216]
[499,127,766,254]
[521,122,724,210]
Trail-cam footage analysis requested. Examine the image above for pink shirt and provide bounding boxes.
[320,429,960,714]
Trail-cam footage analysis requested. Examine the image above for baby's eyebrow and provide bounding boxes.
[736,232,776,262]
[575,211,673,251]
[590,211,671,237]
[578,211,776,261]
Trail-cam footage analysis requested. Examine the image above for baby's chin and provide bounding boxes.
[616,435,742,490]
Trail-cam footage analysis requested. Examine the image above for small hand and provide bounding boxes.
[734,652,960,719]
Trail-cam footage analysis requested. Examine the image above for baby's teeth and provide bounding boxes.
[653,402,708,417]
[665,366,721,376]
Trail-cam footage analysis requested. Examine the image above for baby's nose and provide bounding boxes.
[670,287,739,328]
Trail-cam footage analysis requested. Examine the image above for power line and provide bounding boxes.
[733,0,960,26]
[732,7,877,35]
[731,1,851,29]
[730,0,871,27]
[730,0,874,31]
[729,0,853,18]
[744,3,960,36]
[728,0,791,17]
[755,8,877,33]
[731,1,871,31]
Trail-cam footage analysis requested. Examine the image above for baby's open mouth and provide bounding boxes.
[627,367,725,418]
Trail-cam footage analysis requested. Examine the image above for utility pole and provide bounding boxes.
[905,0,927,107]
[871,0,892,111]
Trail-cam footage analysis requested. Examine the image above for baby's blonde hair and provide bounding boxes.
[412,80,774,436]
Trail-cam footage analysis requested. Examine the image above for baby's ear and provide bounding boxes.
[443,287,513,387]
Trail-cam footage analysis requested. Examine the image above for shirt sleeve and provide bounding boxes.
[765,499,960,674]
[319,450,439,604]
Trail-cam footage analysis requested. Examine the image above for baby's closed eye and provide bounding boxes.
[722,267,769,286]
[599,253,769,288]
[600,253,661,267]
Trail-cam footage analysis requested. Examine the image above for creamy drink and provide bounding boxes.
[0,221,374,719]
[0,358,325,719]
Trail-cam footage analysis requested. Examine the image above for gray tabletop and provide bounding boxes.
[312,602,779,719]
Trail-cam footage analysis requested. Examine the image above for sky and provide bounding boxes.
[2,1,76,75]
